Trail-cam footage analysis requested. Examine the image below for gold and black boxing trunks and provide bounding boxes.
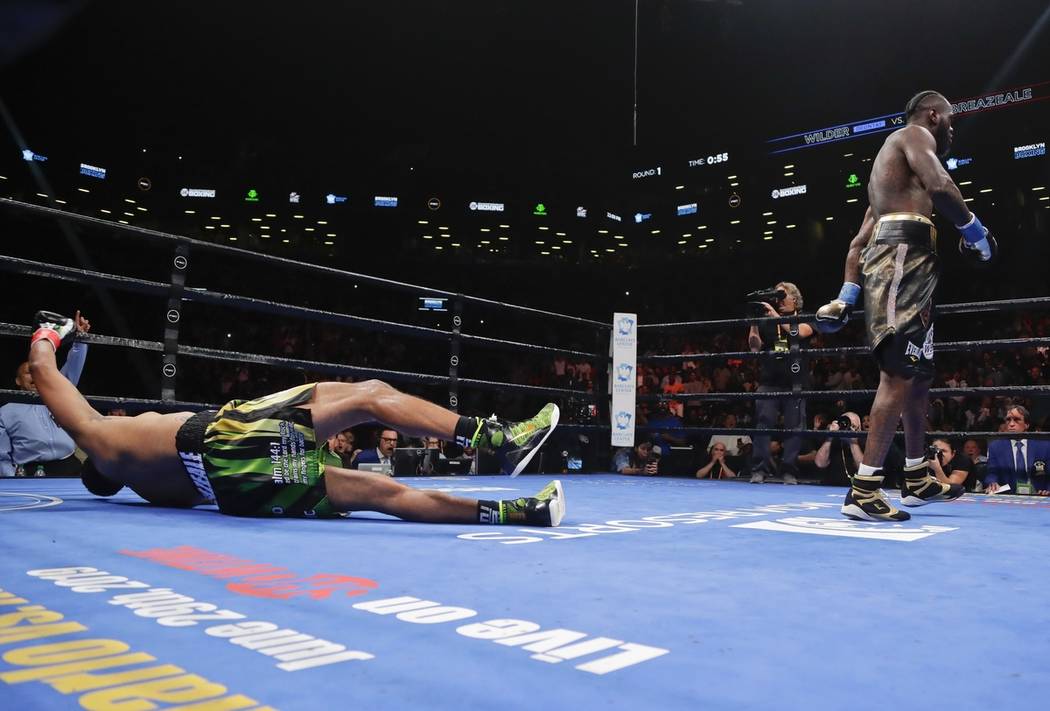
[861,213,938,380]
[174,383,340,518]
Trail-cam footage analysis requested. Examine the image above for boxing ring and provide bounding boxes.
[2,197,1050,709]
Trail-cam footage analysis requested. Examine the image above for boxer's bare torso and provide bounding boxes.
[89,411,208,507]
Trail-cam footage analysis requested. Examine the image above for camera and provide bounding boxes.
[925,444,942,461]
[745,287,787,317]
[835,415,854,431]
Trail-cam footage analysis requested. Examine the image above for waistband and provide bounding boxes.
[873,213,937,250]
[176,410,218,503]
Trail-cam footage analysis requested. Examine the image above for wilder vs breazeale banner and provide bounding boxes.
[611,312,638,448]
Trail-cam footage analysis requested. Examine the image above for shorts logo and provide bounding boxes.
[178,450,216,503]
[904,326,934,362]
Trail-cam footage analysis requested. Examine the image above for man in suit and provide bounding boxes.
[985,406,1049,496]
[354,428,399,468]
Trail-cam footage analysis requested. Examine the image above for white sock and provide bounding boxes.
[857,464,880,477]
[905,457,924,469]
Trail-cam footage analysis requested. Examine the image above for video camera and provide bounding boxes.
[835,415,855,432]
[745,286,787,317]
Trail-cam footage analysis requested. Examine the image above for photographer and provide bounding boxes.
[927,439,976,491]
[815,412,865,486]
[614,439,659,477]
[746,282,813,484]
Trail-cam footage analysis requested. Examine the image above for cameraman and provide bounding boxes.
[614,439,659,476]
[928,438,976,491]
[747,282,814,484]
[815,412,865,486]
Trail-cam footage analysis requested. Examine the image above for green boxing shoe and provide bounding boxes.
[475,403,560,477]
[500,479,565,527]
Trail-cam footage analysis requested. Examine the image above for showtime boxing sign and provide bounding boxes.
[771,185,807,199]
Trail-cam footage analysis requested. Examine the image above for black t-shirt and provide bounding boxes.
[758,320,809,389]
[941,453,976,491]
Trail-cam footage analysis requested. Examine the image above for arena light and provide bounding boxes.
[730,182,739,187]
[100,209,111,214]
[541,251,551,255]
[535,240,545,245]
[251,217,262,222]
[651,229,660,234]
[555,231,566,236]
[552,245,562,250]
[727,175,737,180]
[677,240,687,245]
[538,226,550,231]
[783,164,794,169]
[598,229,609,234]
[124,198,136,204]
[204,225,215,230]
[682,233,691,238]
[763,235,773,241]
[184,209,195,214]
[118,220,129,225]
[136,207,146,212]
[614,234,624,240]
[260,226,270,230]
[418,220,429,224]
[323,241,334,245]
[674,185,685,190]
[698,244,708,249]
[54,199,67,205]
[220,223,230,228]
[123,211,134,217]
[1032,186,1046,191]
[766,220,776,225]
[229,236,237,241]
[1040,196,1050,201]
[499,224,510,228]
[265,213,277,218]
[783,172,794,177]
[705,238,714,243]
[293,214,304,219]
[964,197,974,203]
[764,230,773,235]
[498,236,509,241]
[786,224,797,229]
[959,181,973,186]
[305,227,315,232]
[210,216,221,220]
[979,188,993,193]
[730,219,741,224]
[77,187,90,193]
[35,192,48,198]
[326,233,335,237]
[451,243,460,247]
[826,216,834,221]
[698,225,708,230]
[846,198,859,203]
[762,211,773,216]
[480,240,490,245]
[562,239,573,244]
[439,226,449,231]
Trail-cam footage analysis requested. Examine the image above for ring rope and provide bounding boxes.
[631,425,1050,440]
[0,325,596,401]
[1,197,610,329]
[638,337,1050,362]
[0,256,604,359]
[641,295,1050,331]
[636,385,1050,401]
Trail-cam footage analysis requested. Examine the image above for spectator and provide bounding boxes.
[962,438,987,490]
[696,441,737,479]
[1,312,91,477]
[985,406,1050,496]
[354,428,399,468]
[928,438,977,491]
[320,431,348,469]
[614,439,658,476]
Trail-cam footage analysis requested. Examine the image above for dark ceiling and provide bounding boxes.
[4,0,1050,192]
